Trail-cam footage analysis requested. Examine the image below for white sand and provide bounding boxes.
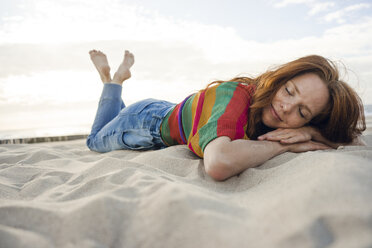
[0,134,372,248]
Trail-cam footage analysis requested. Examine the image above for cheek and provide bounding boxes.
[261,108,271,126]
[287,115,307,128]
[261,108,268,121]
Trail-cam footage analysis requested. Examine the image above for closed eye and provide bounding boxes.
[285,87,292,95]
[299,108,305,118]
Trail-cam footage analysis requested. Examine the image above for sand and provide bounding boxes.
[0,133,372,248]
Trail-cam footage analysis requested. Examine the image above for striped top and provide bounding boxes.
[160,82,256,158]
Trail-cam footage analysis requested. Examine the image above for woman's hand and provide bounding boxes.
[257,126,362,149]
[258,126,316,144]
[258,127,332,152]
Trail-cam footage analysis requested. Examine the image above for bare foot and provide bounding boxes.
[89,50,112,83]
[112,50,135,85]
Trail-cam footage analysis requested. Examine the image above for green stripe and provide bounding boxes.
[181,94,195,142]
[198,82,239,151]
[160,109,173,145]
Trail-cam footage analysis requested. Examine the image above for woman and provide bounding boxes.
[86,50,366,181]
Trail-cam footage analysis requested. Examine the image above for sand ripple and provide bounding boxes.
[0,138,372,247]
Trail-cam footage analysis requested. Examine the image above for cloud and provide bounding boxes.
[0,0,239,46]
[273,0,371,23]
[1,0,371,71]
[0,0,372,105]
[274,0,336,16]
[1,15,24,22]
[308,2,335,16]
[1,16,372,101]
[274,0,314,8]
[324,3,371,23]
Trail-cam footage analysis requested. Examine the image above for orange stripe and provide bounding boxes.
[198,86,216,129]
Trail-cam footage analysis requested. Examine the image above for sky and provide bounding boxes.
[0,0,371,138]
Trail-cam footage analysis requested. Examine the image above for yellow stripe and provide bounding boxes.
[188,86,217,157]
[191,132,203,157]
[189,91,200,137]
[243,123,249,140]
[198,86,216,128]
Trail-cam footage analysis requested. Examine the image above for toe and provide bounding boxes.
[90,50,99,55]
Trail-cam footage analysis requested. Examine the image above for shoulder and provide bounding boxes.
[215,81,256,94]
[213,82,256,101]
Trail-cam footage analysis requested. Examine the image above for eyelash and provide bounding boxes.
[299,110,305,118]
[285,87,305,118]
[285,87,292,95]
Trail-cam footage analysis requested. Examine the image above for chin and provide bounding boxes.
[263,117,287,129]
[261,117,276,129]
[265,123,280,129]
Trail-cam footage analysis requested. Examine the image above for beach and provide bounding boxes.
[0,121,371,247]
[365,114,372,135]
[1,0,372,246]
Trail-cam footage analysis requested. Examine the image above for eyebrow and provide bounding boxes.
[289,80,313,117]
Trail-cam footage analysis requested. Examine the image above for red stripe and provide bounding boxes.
[235,103,249,139]
[168,104,184,144]
[188,143,197,156]
[192,91,205,136]
[217,84,252,139]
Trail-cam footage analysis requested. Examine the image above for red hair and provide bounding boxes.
[205,55,366,143]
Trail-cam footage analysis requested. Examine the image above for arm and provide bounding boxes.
[258,126,366,149]
[203,136,330,181]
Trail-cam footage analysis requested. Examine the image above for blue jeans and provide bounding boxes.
[86,83,176,153]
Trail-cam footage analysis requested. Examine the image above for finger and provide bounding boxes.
[281,133,312,143]
[260,135,285,141]
[258,129,290,140]
[268,133,294,141]
[280,136,301,144]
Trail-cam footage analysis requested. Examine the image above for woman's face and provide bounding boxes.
[262,73,330,129]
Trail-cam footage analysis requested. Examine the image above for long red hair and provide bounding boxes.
[205,55,366,143]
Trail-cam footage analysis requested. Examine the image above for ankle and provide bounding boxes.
[101,77,112,84]
[107,81,122,86]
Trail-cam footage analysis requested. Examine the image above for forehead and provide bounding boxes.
[290,73,330,114]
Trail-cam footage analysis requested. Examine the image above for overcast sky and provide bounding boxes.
[0,0,371,137]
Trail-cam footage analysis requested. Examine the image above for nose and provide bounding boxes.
[281,101,295,113]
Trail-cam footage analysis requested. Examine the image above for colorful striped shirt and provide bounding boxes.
[160,82,256,158]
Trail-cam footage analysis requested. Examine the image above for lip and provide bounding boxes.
[270,104,282,121]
